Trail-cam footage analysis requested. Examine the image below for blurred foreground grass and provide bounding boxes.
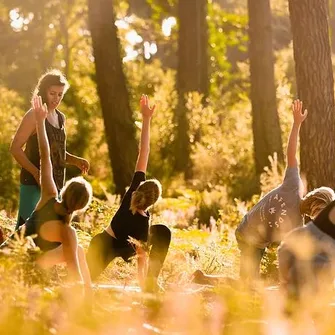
[1,201,335,335]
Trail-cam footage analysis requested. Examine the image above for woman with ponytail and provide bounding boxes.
[235,99,308,281]
[197,101,335,287]
[193,186,335,287]
[234,99,335,283]
[2,96,93,288]
[86,95,171,292]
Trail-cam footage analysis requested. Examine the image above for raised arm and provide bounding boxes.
[33,96,58,200]
[10,111,40,184]
[286,99,308,168]
[135,95,155,173]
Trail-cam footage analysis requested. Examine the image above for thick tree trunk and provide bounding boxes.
[88,0,137,195]
[330,0,335,52]
[248,0,284,175]
[289,0,335,190]
[175,0,208,176]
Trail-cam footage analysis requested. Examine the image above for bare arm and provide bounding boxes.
[66,152,90,174]
[287,99,308,168]
[135,95,155,173]
[287,124,300,168]
[61,226,84,283]
[10,110,40,183]
[61,114,89,174]
[33,96,58,200]
[136,246,148,289]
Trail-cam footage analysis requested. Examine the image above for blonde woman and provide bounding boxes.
[194,101,335,286]
[192,188,335,286]
[3,96,93,287]
[86,95,171,292]
[235,99,308,281]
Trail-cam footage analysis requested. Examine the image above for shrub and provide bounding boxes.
[0,86,23,211]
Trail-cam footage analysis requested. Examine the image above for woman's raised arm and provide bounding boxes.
[135,95,155,173]
[33,96,58,200]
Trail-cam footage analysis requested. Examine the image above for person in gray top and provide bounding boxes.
[235,100,331,281]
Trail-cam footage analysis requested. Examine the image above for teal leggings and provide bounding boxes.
[16,184,41,230]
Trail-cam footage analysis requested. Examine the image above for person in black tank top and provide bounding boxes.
[86,95,171,293]
[4,96,93,290]
[10,69,90,229]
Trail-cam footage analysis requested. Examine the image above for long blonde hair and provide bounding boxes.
[130,179,162,215]
[300,186,335,219]
[60,176,93,214]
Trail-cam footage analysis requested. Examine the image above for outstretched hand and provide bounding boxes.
[292,99,308,124]
[32,96,48,123]
[140,94,155,118]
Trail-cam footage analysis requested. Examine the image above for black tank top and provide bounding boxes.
[20,110,66,190]
[313,200,335,239]
[24,198,66,251]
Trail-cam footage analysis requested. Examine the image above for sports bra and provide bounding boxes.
[24,198,66,251]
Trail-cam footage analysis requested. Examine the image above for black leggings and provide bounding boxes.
[87,224,171,281]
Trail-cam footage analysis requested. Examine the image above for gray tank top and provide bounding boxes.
[20,110,66,190]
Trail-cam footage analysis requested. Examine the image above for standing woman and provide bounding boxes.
[3,96,93,286]
[10,69,90,229]
[86,95,171,292]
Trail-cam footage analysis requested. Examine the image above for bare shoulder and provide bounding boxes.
[35,195,56,211]
[20,108,35,125]
[11,109,36,146]
[17,108,36,131]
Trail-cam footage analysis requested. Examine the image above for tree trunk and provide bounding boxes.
[248,0,284,175]
[128,0,151,18]
[175,0,208,176]
[289,0,335,190]
[88,0,137,195]
[329,0,335,52]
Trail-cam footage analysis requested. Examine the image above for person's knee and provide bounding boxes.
[158,224,171,242]
[150,224,171,245]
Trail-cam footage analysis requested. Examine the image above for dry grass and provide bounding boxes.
[1,201,335,335]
